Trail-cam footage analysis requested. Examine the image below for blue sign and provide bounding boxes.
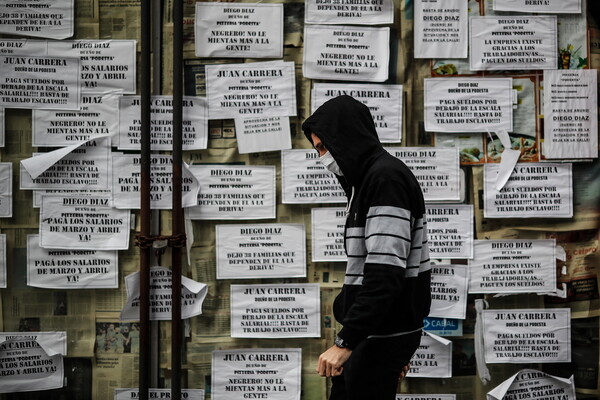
[423,317,463,336]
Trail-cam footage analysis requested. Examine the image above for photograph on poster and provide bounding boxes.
[95,322,140,354]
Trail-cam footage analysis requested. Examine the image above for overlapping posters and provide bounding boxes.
[483,163,573,218]
[212,349,301,400]
[493,0,581,13]
[429,265,468,320]
[0,39,47,56]
[303,25,390,82]
[115,389,205,400]
[195,3,283,58]
[118,96,208,151]
[0,55,80,110]
[20,136,111,190]
[281,149,346,204]
[0,107,4,147]
[311,208,346,262]
[121,266,208,321]
[39,195,130,250]
[0,163,12,217]
[216,224,306,279]
[469,239,557,294]
[111,154,200,209]
[205,61,296,119]
[398,396,455,400]
[406,332,452,378]
[426,205,473,259]
[487,369,575,400]
[304,0,394,25]
[311,83,403,142]
[187,165,276,220]
[482,308,571,363]
[0,332,67,393]
[0,1,74,39]
[47,40,136,93]
[27,235,118,289]
[234,116,292,154]
[414,0,468,59]
[424,78,513,133]
[0,234,5,288]
[543,70,598,159]
[386,147,460,201]
[33,189,111,208]
[33,93,119,146]
[470,16,557,71]
[230,284,320,338]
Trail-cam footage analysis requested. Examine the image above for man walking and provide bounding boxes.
[302,95,432,400]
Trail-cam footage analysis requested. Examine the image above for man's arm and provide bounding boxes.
[316,345,352,377]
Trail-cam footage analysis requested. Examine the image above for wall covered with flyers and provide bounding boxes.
[0,0,598,399]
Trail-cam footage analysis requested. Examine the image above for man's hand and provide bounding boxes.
[316,345,352,377]
[399,363,410,380]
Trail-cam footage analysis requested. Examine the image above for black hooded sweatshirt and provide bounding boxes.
[302,95,432,349]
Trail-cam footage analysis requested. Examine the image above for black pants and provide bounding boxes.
[329,331,422,400]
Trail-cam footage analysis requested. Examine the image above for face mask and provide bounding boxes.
[319,151,343,176]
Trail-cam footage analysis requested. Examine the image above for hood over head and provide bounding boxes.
[301,95,385,188]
